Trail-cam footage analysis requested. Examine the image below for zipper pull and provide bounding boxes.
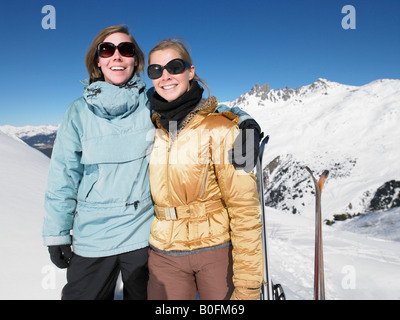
[126,200,140,209]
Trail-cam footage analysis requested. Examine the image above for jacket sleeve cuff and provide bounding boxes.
[216,104,252,124]
[230,286,261,300]
[43,235,72,246]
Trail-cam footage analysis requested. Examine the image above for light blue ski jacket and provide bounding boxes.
[42,75,252,258]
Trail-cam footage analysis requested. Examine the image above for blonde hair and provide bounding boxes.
[148,38,210,96]
[85,25,145,82]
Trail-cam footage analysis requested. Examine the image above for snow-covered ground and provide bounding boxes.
[266,207,400,299]
[0,132,66,299]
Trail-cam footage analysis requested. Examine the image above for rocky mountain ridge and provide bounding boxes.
[226,78,400,221]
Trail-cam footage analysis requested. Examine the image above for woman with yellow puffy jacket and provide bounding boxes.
[147,39,263,300]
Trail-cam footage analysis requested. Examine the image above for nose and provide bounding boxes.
[160,68,171,80]
[111,48,122,60]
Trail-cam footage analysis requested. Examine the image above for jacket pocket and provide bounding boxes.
[150,219,174,245]
[207,207,230,237]
[80,129,153,165]
[77,164,99,201]
[79,130,152,204]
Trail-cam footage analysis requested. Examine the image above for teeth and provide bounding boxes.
[163,85,176,89]
[111,67,125,71]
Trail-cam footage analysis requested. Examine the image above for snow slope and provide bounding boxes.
[266,208,400,299]
[0,132,65,299]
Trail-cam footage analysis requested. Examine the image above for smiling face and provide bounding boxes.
[97,32,137,85]
[149,48,195,102]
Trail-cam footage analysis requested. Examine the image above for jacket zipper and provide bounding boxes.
[198,164,209,199]
[199,136,212,199]
[167,134,172,204]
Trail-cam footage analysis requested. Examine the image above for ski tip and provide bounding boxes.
[318,170,329,191]
[304,166,312,174]
[305,167,330,177]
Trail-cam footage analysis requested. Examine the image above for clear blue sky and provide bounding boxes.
[0,0,399,126]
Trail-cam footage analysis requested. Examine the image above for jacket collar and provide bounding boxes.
[82,74,146,120]
[152,96,218,131]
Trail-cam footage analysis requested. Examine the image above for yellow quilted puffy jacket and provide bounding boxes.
[149,96,263,299]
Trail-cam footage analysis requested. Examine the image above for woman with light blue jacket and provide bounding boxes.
[42,25,262,300]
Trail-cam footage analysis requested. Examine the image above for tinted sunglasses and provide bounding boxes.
[147,58,192,79]
[97,42,135,58]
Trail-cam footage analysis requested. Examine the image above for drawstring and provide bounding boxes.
[86,84,138,97]
[126,200,140,209]
[86,88,101,97]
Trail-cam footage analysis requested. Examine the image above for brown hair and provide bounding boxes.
[85,25,145,82]
[148,38,210,96]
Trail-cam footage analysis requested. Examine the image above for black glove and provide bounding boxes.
[229,119,263,173]
[48,245,73,269]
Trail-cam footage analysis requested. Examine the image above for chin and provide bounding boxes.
[104,73,133,86]
[161,90,184,102]
[164,95,179,102]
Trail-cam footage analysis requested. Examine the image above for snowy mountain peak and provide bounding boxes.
[0,124,59,139]
[228,78,400,220]
[308,78,331,90]
[233,78,348,106]
[242,82,298,103]
[0,124,59,158]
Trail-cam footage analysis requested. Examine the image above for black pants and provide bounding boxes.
[62,247,149,300]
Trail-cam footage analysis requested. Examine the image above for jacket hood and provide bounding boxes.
[82,74,146,120]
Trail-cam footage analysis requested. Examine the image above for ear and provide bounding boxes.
[188,65,195,81]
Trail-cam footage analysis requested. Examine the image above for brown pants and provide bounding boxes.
[147,246,234,300]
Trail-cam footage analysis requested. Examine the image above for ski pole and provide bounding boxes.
[256,136,273,300]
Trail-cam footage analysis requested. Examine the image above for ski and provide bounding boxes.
[256,135,285,300]
[305,166,329,300]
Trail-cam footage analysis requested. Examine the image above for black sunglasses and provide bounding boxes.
[97,42,135,58]
[147,58,192,80]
